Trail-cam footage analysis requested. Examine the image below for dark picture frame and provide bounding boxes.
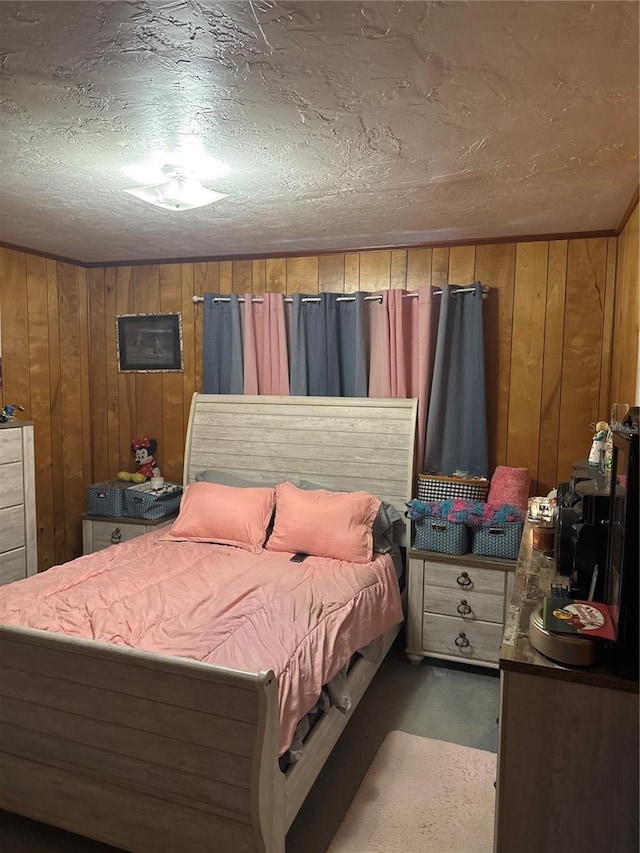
[116,313,183,373]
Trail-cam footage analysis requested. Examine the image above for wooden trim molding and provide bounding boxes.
[0,228,620,270]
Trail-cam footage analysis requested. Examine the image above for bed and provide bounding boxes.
[0,394,417,853]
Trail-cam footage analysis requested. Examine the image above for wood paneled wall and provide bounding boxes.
[0,250,91,569]
[1,227,634,572]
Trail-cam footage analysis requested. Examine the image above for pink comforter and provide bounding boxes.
[0,531,402,754]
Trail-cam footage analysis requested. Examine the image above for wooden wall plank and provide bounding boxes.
[610,205,639,407]
[406,249,431,290]
[46,260,65,567]
[159,265,185,483]
[557,238,609,481]
[78,267,92,490]
[475,243,516,472]
[57,262,84,561]
[0,250,31,414]
[181,264,196,438]
[343,253,360,293]
[431,247,449,287]
[286,257,319,294]
[537,241,568,494]
[506,242,549,481]
[193,263,218,393]
[265,259,286,294]
[251,260,266,296]
[219,261,232,294]
[598,237,617,424]
[25,254,53,570]
[448,245,476,285]
[88,268,108,482]
[318,254,345,292]
[390,250,408,289]
[132,266,163,449]
[232,260,252,295]
[104,268,120,477]
[115,267,136,473]
[358,251,391,291]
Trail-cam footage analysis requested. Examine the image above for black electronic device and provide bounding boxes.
[289,552,309,563]
[603,431,639,679]
[554,475,611,598]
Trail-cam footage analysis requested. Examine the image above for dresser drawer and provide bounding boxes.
[0,429,23,464]
[422,612,503,663]
[0,462,25,510]
[89,520,147,549]
[0,505,25,553]
[424,584,504,624]
[424,559,506,597]
[83,516,175,554]
[0,547,27,585]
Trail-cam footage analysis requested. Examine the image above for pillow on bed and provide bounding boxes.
[195,469,285,489]
[163,481,275,553]
[297,480,402,554]
[266,481,380,564]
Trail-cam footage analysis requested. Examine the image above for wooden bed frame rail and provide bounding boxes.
[0,623,281,852]
[0,621,400,852]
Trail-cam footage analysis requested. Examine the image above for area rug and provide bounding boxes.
[327,731,496,853]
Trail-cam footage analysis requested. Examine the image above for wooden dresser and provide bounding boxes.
[407,549,516,668]
[495,523,639,853]
[0,420,37,584]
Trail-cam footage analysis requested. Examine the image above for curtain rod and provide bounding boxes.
[192,284,488,304]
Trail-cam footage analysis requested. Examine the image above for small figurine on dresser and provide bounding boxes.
[588,420,609,470]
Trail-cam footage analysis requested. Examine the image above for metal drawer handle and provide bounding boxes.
[457,599,472,616]
[111,527,122,544]
[456,571,472,588]
[455,632,470,648]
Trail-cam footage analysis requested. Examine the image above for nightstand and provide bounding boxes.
[81,514,177,555]
[407,548,516,669]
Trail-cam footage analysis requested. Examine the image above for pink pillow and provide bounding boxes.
[487,466,531,511]
[162,481,275,553]
[266,481,381,564]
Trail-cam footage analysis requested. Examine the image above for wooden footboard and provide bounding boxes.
[0,623,283,853]
[0,621,400,853]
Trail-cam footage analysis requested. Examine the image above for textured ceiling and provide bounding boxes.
[0,0,638,264]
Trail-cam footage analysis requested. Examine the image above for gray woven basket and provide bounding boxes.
[471,522,523,560]
[414,518,469,555]
[123,482,183,520]
[86,481,132,517]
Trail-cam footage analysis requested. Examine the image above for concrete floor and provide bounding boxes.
[0,634,500,853]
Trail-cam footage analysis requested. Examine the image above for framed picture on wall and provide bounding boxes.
[116,313,183,373]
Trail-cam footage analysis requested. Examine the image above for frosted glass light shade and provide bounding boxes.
[124,174,227,211]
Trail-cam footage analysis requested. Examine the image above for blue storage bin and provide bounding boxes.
[414,518,469,555]
[471,521,523,560]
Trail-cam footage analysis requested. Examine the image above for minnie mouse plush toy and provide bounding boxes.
[131,437,161,481]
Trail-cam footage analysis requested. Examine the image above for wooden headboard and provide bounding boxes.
[183,394,418,544]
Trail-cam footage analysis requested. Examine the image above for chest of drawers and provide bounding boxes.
[0,421,37,584]
[82,513,177,555]
[407,548,515,668]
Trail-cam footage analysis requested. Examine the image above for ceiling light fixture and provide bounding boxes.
[124,166,227,211]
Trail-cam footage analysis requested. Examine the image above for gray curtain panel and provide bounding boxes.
[202,293,244,394]
[289,293,368,397]
[424,281,489,477]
